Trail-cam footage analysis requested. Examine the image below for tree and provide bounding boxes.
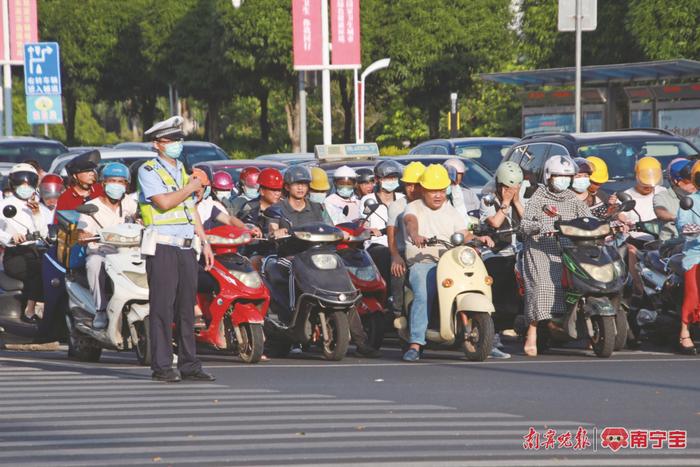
[627,0,700,60]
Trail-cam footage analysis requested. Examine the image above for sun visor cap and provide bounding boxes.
[66,150,101,175]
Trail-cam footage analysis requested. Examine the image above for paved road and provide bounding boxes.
[1,338,699,466]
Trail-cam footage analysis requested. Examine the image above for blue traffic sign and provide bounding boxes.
[27,95,63,125]
[23,42,61,96]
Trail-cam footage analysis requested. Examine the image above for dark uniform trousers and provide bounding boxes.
[146,244,202,374]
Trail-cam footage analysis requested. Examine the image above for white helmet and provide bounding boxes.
[543,155,577,182]
[444,158,466,174]
[333,165,357,181]
[10,163,38,175]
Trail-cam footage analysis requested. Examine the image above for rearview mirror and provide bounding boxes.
[616,191,633,204]
[619,199,636,213]
[2,205,17,219]
[450,232,465,246]
[481,193,496,207]
[680,196,694,211]
[363,198,379,216]
[76,204,99,215]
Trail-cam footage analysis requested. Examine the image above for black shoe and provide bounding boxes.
[151,369,181,383]
[355,345,382,359]
[181,369,216,381]
[20,314,39,324]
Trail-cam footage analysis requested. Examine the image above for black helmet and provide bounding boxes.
[374,159,403,179]
[283,165,312,185]
[355,167,375,183]
[66,149,101,176]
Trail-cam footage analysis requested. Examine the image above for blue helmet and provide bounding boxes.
[668,158,692,182]
[101,162,130,182]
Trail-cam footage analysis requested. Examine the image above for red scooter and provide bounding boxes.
[195,225,270,363]
[336,221,388,349]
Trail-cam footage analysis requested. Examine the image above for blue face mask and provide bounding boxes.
[309,192,326,203]
[243,187,259,200]
[571,177,591,193]
[15,185,35,200]
[381,179,399,192]
[336,186,354,199]
[163,141,183,159]
[104,182,126,200]
[551,176,571,193]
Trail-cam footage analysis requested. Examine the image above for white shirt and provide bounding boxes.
[39,202,55,229]
[360,192,405,247]
[623,186,666,224]
[197,197,228,226]
[324,193,360,225]
[387,197,408,255]
[450,185,480,215]
[403,199,468,265]
[79,196,138,251]
[0,195,49,247]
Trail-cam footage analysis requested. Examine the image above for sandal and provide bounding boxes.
[679,336,697,355]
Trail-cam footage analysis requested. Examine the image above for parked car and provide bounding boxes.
[49,148,155,177]
[391,154,493,194]
[0,136,68,176]
[114,140,229,170]
[256,152,315,165]
[503,129,700,195]
[193,159,287,185]
[409,137,518,172]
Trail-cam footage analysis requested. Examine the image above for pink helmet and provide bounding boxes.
[212,170,234,191]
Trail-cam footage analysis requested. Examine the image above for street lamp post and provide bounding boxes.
[354,58,390,144]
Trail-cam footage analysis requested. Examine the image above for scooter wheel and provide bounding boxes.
[134,317,151,367]
[614,309,629,351]
[238,323,264,364]
[322,311,350,361]
[592,315,615,358]
[362,313,384,350]
[462,312,494,362]
[67,321,102,363]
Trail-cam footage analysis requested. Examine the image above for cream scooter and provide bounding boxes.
[394,232,497,362]
[64,205,150,364]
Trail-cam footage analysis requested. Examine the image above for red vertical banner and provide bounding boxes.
[292,0,323,69]
[9,0,38,61]
[331,0,360,67]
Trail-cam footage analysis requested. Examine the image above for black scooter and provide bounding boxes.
[260,205,360,361]
[0,205,62,347]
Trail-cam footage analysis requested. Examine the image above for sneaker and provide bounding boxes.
[493,333,504,349]
[489,347,511,359]
[402,348,420,362]
[290,344,302,355]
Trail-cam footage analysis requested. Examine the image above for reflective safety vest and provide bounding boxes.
[138,159,195,226]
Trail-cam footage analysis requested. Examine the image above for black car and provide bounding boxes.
[503,129,700,195]
[409,137,518,172]
[0,136,68,173]
[114,140,229,171]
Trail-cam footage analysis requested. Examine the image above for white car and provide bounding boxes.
[49,148,155,177]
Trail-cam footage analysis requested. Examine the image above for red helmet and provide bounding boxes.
[39,173,65,200]
[239,167,260,189]
[258,168,283,190]
[212,171,234,191]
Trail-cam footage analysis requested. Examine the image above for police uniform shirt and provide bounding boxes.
[138,156,195,238]
[0,195,49,247]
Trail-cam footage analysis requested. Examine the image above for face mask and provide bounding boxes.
[571,177,591,193]
[381,180,399,192]
[215,190,230,201]
[446,185,452,196]
[163,141,183,159]
[309,192,326,203]
[15,185,35,200]
[203,186,211,199]
[104,182,126,200]
[337,186,354,199]
[243,187,259,200]
[551,176,571,193]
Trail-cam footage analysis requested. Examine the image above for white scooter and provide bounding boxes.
[394,232,497,361]
[65,205,151,365]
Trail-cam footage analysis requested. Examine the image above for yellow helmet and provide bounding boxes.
[419,164,450,190]
[691,160,700,188]
[586,156,609,184]
[309,167,330,191]
[635,156,662,186]
[401,161,426,184]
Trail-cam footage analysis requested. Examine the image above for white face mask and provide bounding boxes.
[215,190,231,201]
[550,176,571,193]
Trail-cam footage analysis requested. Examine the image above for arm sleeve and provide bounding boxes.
[463,188,480,213]
[677,201,693,231]
[479,199,497,223]
[387,201,403,227]
[520,192,543,235]
[0,218,12,246]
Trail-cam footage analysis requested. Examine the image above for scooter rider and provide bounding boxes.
[77,162,138,330]
[520,155,591,357]
[138,116,215,383]
[402,164,493,362]
[324,165,360,224]
[55,150,104,215]
[225,167,260,217]
[584,156,618,218]
[355,168,376,198]
[654,158,695,241]
[211,170,235,204]
[444,158,480,214]
[0,163,48,323]
[38,173,65,228]
[309,167,330,204]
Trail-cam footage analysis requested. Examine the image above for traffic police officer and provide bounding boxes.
[138,116,215,383]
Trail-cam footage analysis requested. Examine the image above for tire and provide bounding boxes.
[362,313,384,350]
[265,339,291,358]
[67,319,102,363]
[462,312,494,362]
[614,308,628,351]
[592,315,615,358]
[134,317,151,367]
[238,323,264,364]
[322,311,350,361]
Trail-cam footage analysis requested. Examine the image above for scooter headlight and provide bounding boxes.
[458,248,477,267]
[311,253,338,270]
[229,269,262,289]
[122,271,148,289]
[580,263,615,282]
